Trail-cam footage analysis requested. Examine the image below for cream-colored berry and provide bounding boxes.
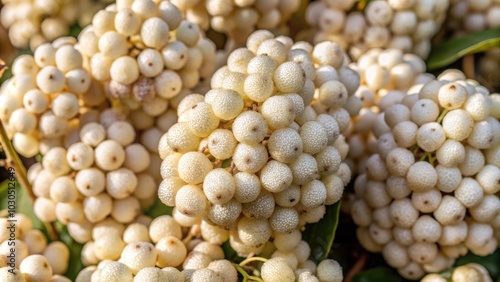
[243,73,275,102]
[261,257,295,282]
[209,199,243,227]
[392,121,418,148]
[442,109,474,141]
[233,143,268,174]
[259,160,293,193]
[176,184,209,217]
[36,66,65,94]
[94,140,125,171]
[300,121,329,155]
[42,147,70,177]
[175,20,200,47]
[141,17,170,49]
[184,102,220,137]
[110,56,139,85]
[385,148,415,177]
[233,172,261,203]
[232,111,268,145]
[454,178,484,208]
[156,236,187,268]
[50,176,79,203]
[177,152,212,184]
[464,93,492,121]
[207,129,237,160]
[390,199,419,228]
[433,195,466,225]
[459,146,485,176]
[120,242,158,275]
[438,82,468,109]
[19,255,53,282]
[411,189,442,213]
[203,168,236,204]
[416,122,446,152]
[210,89,244,120]
[406,161,438,192]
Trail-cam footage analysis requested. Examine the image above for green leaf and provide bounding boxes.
[221,241,245,264]
[69,24,83,38]
[427,28,500,70]
[0,180,84,279]
[221,158,232,168]
[144,197,173,218]
[0,180,45,231]
[54,222,84,281]
[353,267,405,282]
[302,201,341,263]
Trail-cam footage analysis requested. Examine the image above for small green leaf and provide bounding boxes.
[69,24,83,39]
[54,222,84,281]
[221,241,245,264]
[427,28,500,70]
[144,197,173,218]
[353,267,405,282]
[302,201,341,263]
[221,158,232,168]
[0,180,45,231]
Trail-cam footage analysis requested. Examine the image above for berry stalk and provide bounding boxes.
[0,118,59,241]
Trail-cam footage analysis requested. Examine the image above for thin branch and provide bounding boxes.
[0,120,58,241]
[239,256,268,266]
[345,252,369,282]
[462,55,475,80]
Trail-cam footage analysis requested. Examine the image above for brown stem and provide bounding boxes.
[182,225,201,246]
[463,55,475,80]
[0,59,7,76]
[0,120,58,241]
[345,252,369,282]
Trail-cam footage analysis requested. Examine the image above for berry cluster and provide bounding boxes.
[345,48,431,175]
[350,70,500,280]
[27,119,160,243]
[76,212,343,281]
[447,0,500,89]
[0,214,71,281]
[0,0,111,50]
[0,40,105,158]
[447,0,499,33]
[305,0,449,59]
[169,0,301,44]
[159,30,356,256]
[78,0,216,118]
[422,263,493,282]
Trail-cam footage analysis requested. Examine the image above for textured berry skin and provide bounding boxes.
[349,70,499,279]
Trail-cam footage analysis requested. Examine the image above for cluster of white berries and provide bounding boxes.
[76,214,217,281]
[0,0,112,50]
[158,30,358,263]
[422,263,493,282]
[344,48,432,175]
[0,214,71,281]
[78,0,217,118]
[447,0,500,90]
[168,0,301,44]
[350,69,500,280]
[447,0,500,33]
[0,39,106,158]
[27,119,161,243]
[305,0,449,59]
[75,212,343,282]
